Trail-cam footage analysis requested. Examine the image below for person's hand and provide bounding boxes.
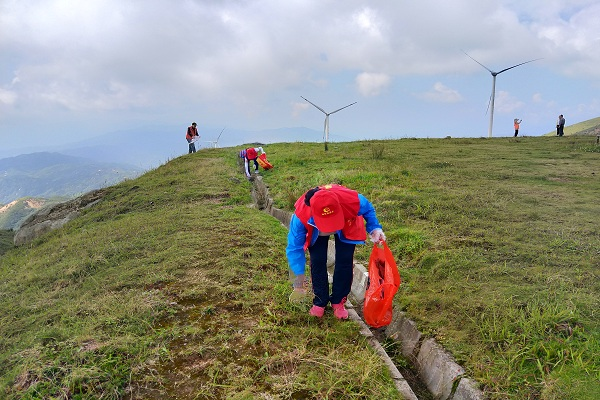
[369,228,386,244]
[289,288,309,303]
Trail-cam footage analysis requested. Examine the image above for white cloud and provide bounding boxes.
[494,91,524,113]
[1,0,599,147]
[0,89,17,106]
[355,73,391,97]
[292,102,309,118]
[417,82,463,103]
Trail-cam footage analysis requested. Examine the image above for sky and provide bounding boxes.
[2,0,600,153]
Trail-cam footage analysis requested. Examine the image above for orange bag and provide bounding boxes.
[256,153,274,170]
[363,241,401,328]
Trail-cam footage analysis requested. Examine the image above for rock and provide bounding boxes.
[13,189,106,246]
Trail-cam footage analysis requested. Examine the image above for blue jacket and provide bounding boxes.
[286,194,382,275]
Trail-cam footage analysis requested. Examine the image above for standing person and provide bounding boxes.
[244,146,264,177]
[286,184,386,319]
[514,118,522,137]
[557,115,565,137]
[186,122,200,153]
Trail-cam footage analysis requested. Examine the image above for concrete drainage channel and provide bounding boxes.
[250,175,485,400]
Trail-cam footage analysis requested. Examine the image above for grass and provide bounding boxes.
[260,136,600,399]
[0,230,14,256]
[544,116,600,136]
[0,152,402,399]
[1,135,598,399]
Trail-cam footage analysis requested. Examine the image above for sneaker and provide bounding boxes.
[309,305,325,318]
[331,298,349,320]
[254,169,259,174]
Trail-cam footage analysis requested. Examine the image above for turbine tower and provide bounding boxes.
[463,51,541,138]
[301,96,356,150]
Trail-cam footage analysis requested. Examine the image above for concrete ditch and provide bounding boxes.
[250,175,485,400]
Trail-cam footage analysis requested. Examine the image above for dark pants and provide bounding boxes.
[514,130,519,137]
[308,234,356,307]
[188,139,196,153]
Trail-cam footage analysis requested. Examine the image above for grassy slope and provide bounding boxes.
[544,116,600,136]
[1,136,598,399]
[0,151,401,399]
[0,230,14,256]
[261,136,599,399]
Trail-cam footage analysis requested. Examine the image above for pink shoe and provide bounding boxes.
[331,298,349,320]
[309,305,325,318]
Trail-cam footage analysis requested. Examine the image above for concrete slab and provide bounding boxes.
[385,312,422,362]
[452,378,485,400]
[351,262,368,303]
[417,338,465,400]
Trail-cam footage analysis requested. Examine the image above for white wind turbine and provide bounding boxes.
[205,127,225,148]
[301,96,356,150]
[463,51,541,138]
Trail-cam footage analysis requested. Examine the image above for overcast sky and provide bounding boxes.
[2,0,599,152]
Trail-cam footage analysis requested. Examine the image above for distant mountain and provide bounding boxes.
[55,125,325,168]
[0,197,54,230]
[0,152,143,204]
[0,125,326,169]
[545,116,600,136]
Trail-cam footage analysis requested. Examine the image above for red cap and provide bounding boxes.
[310,190,344,232]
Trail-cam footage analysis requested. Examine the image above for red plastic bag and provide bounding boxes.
[363,241,401,328]
[257,153,274,170]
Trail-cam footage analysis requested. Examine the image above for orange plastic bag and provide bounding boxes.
[256,153,274,170]
[363,241,401,328]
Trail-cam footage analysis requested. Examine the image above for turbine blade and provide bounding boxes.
[485,90,493,116]
[496,58,543,74]
[216,127,225,141]
[301,96,327,114]
[330,102,357,114]
[462,50,493,73]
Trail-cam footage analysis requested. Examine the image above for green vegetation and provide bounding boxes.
[1,135,598,399]
[0,153,401,399]
[261,136,599,399]
[0,230,14,256]
[545,116,600,137]
[0,197,54,231]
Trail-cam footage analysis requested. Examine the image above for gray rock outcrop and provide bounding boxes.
[13,189,106,246]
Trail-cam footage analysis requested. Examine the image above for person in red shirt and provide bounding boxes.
[244,146,264,177]
[186,122,200,153]
[287,184,386,319]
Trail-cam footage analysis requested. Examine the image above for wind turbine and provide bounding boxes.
[463,51,542,138]
[204,127,225,148]
[301,96,356,150]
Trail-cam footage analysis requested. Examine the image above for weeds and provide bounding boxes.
[261,136,600,399]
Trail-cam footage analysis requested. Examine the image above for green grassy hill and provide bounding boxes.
[0,230,14,256]
[0,197,57,231]
[545,116,600,136]
[1,136,598,399]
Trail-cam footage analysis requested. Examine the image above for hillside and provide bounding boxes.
[0,197,56,230]
[1,137,598,399]
[545,116,600,136]
[0,230,13,255]
[0,152,143,205]
[0,149,402,399]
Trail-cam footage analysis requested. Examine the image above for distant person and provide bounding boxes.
[286,184,386,319]
[514,118,522,137]
[557,115,565,137]
[186,122,200,153]
[244,146,264,178]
